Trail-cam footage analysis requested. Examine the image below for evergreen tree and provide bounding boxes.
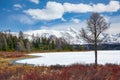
[26,41,31,52]
[12,36,18,51]
[16,39,25,52]
[19,31,24,39]
[51,40,55,50]
[0,30,75,52]
[78,45,84,51]
[0,33,8,51]
[7,34,14,51]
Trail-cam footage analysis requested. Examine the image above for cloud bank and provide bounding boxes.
[64,1,120,13]
[24,2,64,20]
[24,1,120,21]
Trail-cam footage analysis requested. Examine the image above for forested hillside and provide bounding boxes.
[0,31,83,52]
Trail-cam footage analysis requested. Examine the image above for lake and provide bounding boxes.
[15,50,120,66]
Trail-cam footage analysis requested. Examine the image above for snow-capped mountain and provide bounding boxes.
[24,28,120,44]
[102,33,120,44]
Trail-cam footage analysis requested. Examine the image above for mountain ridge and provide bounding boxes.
[23,28,120,44]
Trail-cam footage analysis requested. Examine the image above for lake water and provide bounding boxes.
[15,50,120,66]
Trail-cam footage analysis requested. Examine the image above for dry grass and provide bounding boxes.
[0,52,26,58]
[0,64,120,80]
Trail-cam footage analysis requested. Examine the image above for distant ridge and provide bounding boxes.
[19,28,120,44]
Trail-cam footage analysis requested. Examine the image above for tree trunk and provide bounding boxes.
[94,23,98,67]
[95,43,97,67]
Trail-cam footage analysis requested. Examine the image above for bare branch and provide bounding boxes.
[80,12,110,66]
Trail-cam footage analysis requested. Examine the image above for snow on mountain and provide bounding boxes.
[102,33,120,44]
[24,27,84,44]
[23,27,120,44]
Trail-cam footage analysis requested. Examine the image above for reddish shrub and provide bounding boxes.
[0,64,120,80]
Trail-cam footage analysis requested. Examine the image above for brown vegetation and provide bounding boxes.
[0,64,120,80]
[0,52,26,65]
[0,52,26,58]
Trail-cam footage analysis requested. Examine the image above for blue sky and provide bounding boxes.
[0,0,120,33]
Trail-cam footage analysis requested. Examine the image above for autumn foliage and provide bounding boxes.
[0,52,26,58]
[0,64,120,80]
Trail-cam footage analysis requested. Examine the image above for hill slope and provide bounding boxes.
[23,28,120,44]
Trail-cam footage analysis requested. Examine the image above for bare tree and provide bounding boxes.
[80,13,109,67]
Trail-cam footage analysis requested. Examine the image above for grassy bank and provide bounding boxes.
[0,52,31,66]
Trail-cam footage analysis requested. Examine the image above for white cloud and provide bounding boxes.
[40,26,49,29]
[71,18,81,23]
[49,15,120,34]
[106,23,120,34]
[89,15,120,34]
[48,21,86,31]
[61,17,67,22]
[110,15,120,23]
[19,15,36,25]
[101,1,120,12]
[13,4,22,10]
[24,1,120,21]
[30,0,39,4]
[64,1,120,13]
[24,2,64,20]
[105,15,120,34]
[11,14,36,25]
[64,3,93,13]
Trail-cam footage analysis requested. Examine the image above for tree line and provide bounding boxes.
[0,31,83,52]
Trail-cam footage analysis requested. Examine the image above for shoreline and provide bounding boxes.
[10,55,41,66]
